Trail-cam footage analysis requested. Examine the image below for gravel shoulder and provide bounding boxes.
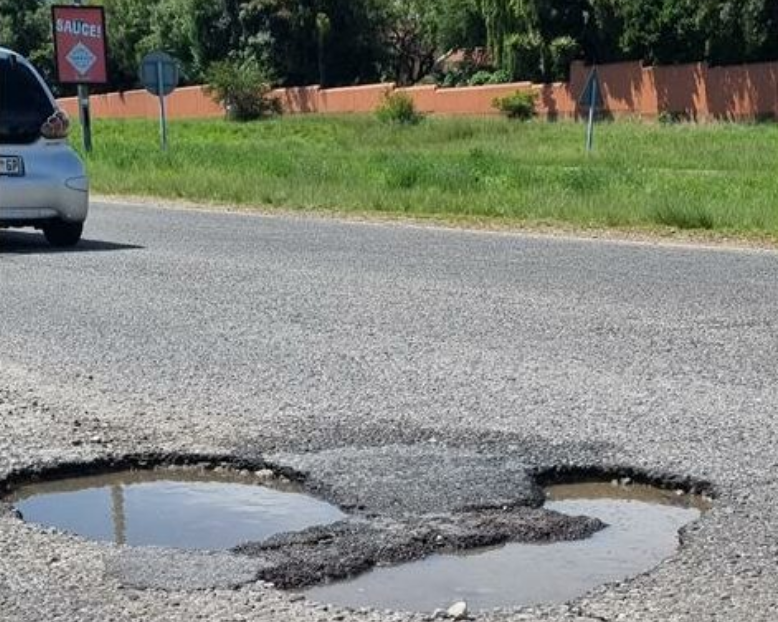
[1,201,778,621]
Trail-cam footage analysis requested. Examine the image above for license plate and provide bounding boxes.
[0,155,24,177]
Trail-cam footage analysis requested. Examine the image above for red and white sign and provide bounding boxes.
[52,5,108,85]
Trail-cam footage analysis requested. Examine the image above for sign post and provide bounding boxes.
[139,52,179,151]
[578,68,603,154]
[78,84,92,153]
[52,2,108,154]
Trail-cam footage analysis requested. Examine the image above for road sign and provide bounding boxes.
[52,5,108,85]
[140,52,179,97]
[579,68,604,110]
[139,52,180,151]
[578,68,603,153]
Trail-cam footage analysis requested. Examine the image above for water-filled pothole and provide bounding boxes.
[8,468,346,550]
[302,482,711,612]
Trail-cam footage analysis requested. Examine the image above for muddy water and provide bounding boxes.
[9,469,346,550]
[303,482,710,612]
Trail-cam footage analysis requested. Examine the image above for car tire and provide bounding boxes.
[43,221,83,247]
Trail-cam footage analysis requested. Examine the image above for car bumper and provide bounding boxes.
[0,143,89,227]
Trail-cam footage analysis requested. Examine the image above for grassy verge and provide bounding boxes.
[74,115,778,237]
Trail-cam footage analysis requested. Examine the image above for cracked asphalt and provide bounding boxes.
[1,200,778,621]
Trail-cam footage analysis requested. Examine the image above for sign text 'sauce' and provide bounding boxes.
[55,19,103,39]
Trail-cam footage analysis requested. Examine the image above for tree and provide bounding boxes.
[435,0,485,52]
[581,0,625,64]
[480,0,518,69]
[4,0,778,94]
[618,0,706,65]
[699,0,778,65]
[383,0,439,84]
[479,0,583,81]
[0,0,53,84]
[100,0,158,89]
[316,12,331,86]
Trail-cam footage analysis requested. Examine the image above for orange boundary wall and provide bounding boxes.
[58,60,778,121]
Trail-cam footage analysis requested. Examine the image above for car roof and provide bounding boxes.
[0,48,22,61]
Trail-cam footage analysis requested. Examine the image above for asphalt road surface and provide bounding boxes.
[1,201,777,622]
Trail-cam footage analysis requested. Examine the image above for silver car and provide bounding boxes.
[0,47,88,247]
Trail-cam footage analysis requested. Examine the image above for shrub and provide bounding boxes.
[205,58,280,122]
[467,69,512,86]
[548,36,580,82]
[505,33,544,82]
[487,69,513,85]
[468,70,494,86]
[440,71,460,88]
[439,67,472,88]
[376,92,423,125]
[493,91,538,120]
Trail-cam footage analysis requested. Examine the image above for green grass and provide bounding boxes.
[73,115,778,236]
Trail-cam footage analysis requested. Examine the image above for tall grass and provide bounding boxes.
[74,116,778,235]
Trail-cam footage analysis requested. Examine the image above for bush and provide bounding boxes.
[548,36,580,82]
[467,69,512,86]
[438,67,473,88]
[376,92,423,125]
[493,91,538,120]
[487,69,513,85]
[440,71,460,88]
[468,70,494,86]
[505,33,544,82]
[205,59,280,122]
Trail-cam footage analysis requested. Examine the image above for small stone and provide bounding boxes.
[620,477,632,486]
[447,601,468,620]
[254,469,274,481]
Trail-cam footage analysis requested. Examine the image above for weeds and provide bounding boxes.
[74,116,778,235]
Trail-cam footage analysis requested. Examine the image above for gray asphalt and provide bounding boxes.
[1,201,777,621]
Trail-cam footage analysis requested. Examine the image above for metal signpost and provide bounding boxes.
[579,68,603,153]
[139,52,179,151]
[52,2,109,153]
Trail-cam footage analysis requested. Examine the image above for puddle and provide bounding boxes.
[303,482,710,612]
[8,468,346,550]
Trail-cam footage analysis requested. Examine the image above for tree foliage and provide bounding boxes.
[2,0,778,91]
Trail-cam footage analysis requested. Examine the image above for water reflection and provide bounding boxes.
[10,468,346,550]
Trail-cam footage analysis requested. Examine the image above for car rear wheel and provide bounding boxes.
[43,220,83,247]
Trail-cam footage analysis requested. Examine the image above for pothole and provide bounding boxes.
[7,467,346,550]
[3,456,714,612]
[300,481,711,612]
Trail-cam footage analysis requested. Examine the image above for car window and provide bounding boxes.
[0,56,55,144]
